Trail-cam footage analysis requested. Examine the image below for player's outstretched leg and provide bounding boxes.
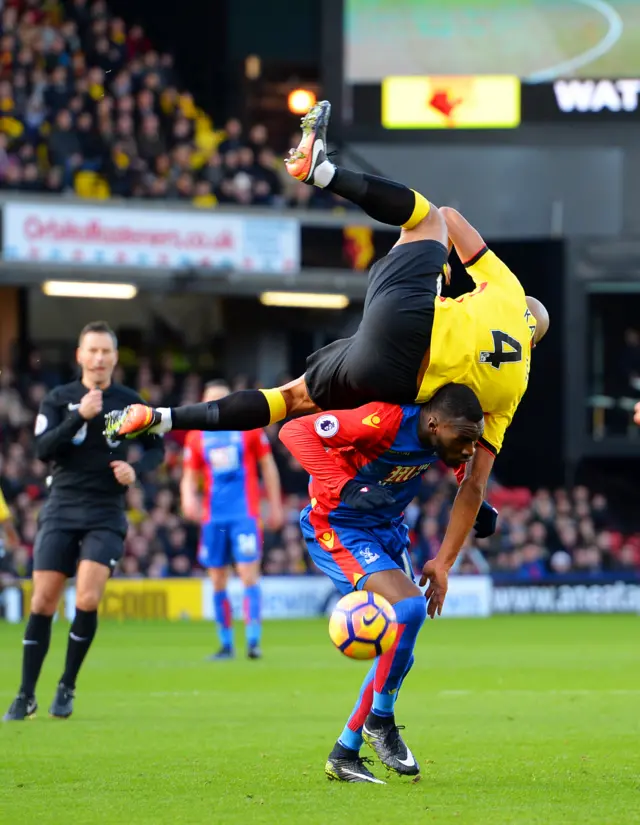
[105,377,316,439]
[285,100,433,231]
[3,612,53,722]
[361,595,427,777]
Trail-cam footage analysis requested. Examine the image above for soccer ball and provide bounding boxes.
[328,591,398,660]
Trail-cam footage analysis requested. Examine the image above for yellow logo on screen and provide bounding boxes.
[382,76,521,130]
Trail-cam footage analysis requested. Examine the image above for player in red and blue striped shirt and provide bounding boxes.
[280,383,489,783]
[181,382,283,659]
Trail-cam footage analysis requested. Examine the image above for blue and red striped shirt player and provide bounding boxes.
[280,385,492,782]
[181,381,283,660]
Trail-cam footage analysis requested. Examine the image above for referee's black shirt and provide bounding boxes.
[35,381,164,528]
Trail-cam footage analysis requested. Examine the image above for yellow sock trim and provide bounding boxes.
[402,190,431,229]
[260,388,287,425]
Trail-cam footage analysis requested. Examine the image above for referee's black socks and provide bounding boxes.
[324,169,431,229]
[61,608,98,690]
[170,388,287,431]
[20,613,53,697]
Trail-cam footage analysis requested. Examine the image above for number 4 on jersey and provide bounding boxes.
[480,330,523,369]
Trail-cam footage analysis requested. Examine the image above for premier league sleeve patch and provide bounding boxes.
[314,414,339,438]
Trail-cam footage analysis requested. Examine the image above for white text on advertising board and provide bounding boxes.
[553,79,640,113]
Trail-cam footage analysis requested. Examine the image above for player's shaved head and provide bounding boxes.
[428,383,484,424]
[420,384,484,467]
[525,296,549,345]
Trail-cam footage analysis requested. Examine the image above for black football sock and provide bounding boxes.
[170,389,286,432]
[60,608,98,689]
[20,613,53,697]
[326,169,430,228]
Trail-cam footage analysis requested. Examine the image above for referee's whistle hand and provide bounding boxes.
[79,389,103,420]
[110,461,136,487]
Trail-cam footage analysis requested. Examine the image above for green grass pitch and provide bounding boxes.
[1,615,639,825]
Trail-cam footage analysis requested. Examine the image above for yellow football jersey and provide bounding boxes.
[0,487,10,522]
[416,248,536,454]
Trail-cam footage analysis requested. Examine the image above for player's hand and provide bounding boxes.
[635,402,640,426]
[339,480,396,512]
[181,496,201,522]
[474,500,498,539]
[110,461,136,487]
[79,389,103,420]
[419,559,449,619]
[266,504,285,532]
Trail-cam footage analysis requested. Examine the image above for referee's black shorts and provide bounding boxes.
[33,515,126,578]
[305,239,447,411]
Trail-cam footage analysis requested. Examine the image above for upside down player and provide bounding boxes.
[106,100,549,598]
[181,381,283,660]
[279,384,485,783]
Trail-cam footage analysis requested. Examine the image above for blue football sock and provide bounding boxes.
[213,590,233,649]
[243,584,261,647]
[338,725,364,752]
[372,595,426,717]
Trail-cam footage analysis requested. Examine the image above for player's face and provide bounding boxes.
[76,332,118,388]
[432,418,483,468]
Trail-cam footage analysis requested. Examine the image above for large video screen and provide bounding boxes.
[345,0,640,83]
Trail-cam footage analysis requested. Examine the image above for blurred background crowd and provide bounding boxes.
[0,0,348,209]
[2,359,639,583]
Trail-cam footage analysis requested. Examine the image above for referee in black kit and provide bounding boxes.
[3,322,164,721]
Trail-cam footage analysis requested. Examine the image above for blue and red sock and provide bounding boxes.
[338,594,426,750]
[213,590,233,649]
[243,584,261,648]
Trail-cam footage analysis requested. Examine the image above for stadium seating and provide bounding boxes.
[0,0,292,206]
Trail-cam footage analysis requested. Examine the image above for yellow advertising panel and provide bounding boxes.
[100,579,203,620]
[18,579,204,621]
[382,75,521,129]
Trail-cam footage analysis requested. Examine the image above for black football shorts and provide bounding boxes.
[305,239,447,410]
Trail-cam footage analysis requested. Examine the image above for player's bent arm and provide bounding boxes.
[440,206,486,264]
[34,392,86,461]
[435,446,495,571]
[441,206,524,295]
[259,453,282,508]
[180,466,201,522]
[259,452,284,528]
[279,418,353,495]
[280,404,399,494]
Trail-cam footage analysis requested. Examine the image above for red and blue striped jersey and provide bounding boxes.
[183,429,271,523]
[280,402,439,525]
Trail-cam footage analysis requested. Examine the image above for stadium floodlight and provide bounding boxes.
[42,281,139,299]
[288,88,317,115]
[259,291,349,309]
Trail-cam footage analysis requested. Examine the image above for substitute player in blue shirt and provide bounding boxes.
[280,383,487,783]
[181,381,283,659]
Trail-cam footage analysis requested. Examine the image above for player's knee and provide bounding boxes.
[75,591,101,612]
[398,202,447,247]
[30,593,59,616]
[394,595,427,633]
[209,568,228,591]
[238,563,260,587]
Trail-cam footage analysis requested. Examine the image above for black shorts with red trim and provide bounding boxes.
[305,239,447,411]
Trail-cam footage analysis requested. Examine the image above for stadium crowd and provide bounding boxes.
[0,0,348,209]
[2,360,640,582]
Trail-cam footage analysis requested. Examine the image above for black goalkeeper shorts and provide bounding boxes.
[305,239,447,410]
